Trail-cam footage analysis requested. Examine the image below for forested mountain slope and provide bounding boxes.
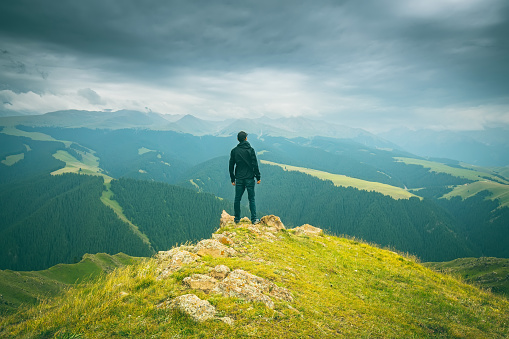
[0,133,66,185]
[109,178,234,252]
[0,174,153,271]
[0,173,238,271]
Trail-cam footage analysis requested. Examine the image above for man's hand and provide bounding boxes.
[257,180,261,184]
[232,182,235,186]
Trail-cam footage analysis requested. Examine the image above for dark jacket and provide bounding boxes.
[229,140,261,182]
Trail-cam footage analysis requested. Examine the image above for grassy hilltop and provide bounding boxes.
[1,215,508,338]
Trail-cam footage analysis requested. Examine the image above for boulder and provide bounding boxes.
[211,269,292,309]
[160,294,216,322]
[220,210,235,227]
[293,224,323,237]
[156,248,200,279]
[210,264,231,280]
[260,215,285,231]
[212,233,234,246]
[193,239,236,257]
[183,274,218,292]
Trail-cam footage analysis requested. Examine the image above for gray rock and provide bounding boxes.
[162,294,216,322]
[183,274,218,292]
[193,239,237,258]
[211,269,293,309]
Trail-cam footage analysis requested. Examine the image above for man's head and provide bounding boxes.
[237,131,248,142]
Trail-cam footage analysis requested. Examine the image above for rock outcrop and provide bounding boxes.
[155,211,294,322]
[183,274,218,293]
[158,294,216,322]
[293,224,323,237]
[260,215,285,231]
[156,248,200,279]
[210,264,231,280]
[211,269,293,309]
[193,239,237,257]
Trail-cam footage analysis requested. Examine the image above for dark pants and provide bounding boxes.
[234,178,257,222]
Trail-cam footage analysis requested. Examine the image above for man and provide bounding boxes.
[229,131,261,224]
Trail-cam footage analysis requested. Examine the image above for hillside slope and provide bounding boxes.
[2,213,507,338]
[425,257,509,298]
[0,174,153,271]
[0,253,142,316]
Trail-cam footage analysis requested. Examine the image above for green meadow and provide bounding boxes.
[443,181,509,208]
[394,157,509,184]
[138,147,157,155]
[1,153,24,166]
[1,126,71,147]
[395,157,509,207]
[261,160,417,200]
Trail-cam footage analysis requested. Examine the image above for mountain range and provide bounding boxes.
[1,109,509,337]
[0,109,396,148]
[1,120,508,271]
[2,109,508,167]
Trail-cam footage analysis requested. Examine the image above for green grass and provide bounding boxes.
[51,150,113,182]
[1,126,71,147]
[394,157,509,184]
[395,157,509,207]
[425,257,509,298]
[491,167,509,181]
[443,181,509,208]
[262,160,417,200]
[2,222,507,338]
[1,153,24,166]
[138,147,156,155]
[0,253,143,316]
[1,126,110,181]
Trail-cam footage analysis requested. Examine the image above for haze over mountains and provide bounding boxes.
[380,127,509,167]
[3,109,509,167]
[0,109,393,147]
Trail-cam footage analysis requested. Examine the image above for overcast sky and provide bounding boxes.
[1,0,508,132]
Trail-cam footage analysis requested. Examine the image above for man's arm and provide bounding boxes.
[229,149,236,184]
[251,148,261,182]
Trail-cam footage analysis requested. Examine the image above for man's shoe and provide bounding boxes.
[252,219,260,225]
[234,219,240,224]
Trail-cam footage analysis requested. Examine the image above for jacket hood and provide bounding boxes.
[238,140,251,148]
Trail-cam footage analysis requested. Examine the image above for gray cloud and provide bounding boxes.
[0,0,508,131]
[78,88,105,105]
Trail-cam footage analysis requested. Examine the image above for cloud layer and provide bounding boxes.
[1,0,508,131]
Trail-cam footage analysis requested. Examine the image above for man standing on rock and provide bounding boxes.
[229,131,261,224]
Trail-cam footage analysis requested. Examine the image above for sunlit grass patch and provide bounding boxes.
[394,157,509,183]
[1,126,70,146]
[261,160,417,200]
[1,152,24,166]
